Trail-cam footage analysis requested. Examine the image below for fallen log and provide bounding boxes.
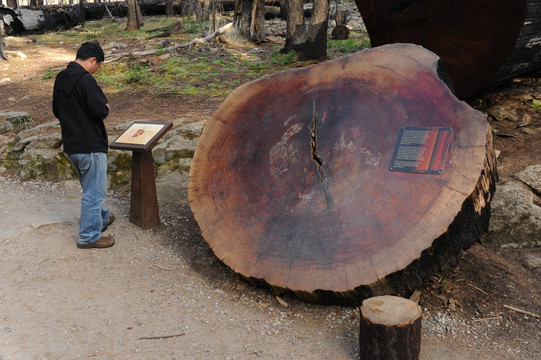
[0,1,283,35]
[354,0,541,99]
[0,5,81,34]
[189,43,497,306]
[106,22,232,61]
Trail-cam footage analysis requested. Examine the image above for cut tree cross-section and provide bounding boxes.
[189,44,497,306]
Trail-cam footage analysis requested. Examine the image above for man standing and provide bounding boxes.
[53,41,115,249]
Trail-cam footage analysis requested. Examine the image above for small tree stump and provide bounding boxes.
[360,296,422,360]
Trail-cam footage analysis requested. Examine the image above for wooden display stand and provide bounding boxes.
[110,121,172,229]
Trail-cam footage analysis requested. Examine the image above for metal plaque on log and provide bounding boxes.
[390,126,453,174]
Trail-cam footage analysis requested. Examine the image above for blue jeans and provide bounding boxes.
[67,153,110,245]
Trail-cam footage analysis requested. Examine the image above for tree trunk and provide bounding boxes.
[0,5,83,34]
[6,0,17,9]
[282,0,306,53]
[283,0,329,60]
[0,30,7,61]
[126,0,144,31]
[332,7,349,39]
[360,296,422,360]
[227,0,265,42]
[165,0,174,17]
[79,0,85,26]
[486,0,541,93]
[354,0,540,99]
[135,0,144,27]
[189,44,497,306]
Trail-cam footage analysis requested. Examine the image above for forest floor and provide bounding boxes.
[1,19,540,359]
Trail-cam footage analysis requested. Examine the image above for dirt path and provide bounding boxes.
[1,177,539,360]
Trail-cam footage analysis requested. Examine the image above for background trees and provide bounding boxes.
[1,0,335,61]
[283,0,330,60]
[126,0,144,31]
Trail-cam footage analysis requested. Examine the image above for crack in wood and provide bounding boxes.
[310,99,331,206]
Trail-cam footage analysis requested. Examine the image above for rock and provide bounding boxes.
[152,120,203,165]
[24,134,62,150]
[522,255,541,270]
[153,137,198,165]
[17,148,73,181]
[156,172,190,205]
[486,180,541,248]
[17,121,60,140]
[0,117,196,205]
[486,105,519,122]
[513,165,541,194]
[0,134,8,149]
[0,111,32,133]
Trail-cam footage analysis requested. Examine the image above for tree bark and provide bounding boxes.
[189,44,497,306]
[354,0,540,99]
[0,30,7,61]
[6,0,17,9]
[79,0,85,25]
[126,0,144,31]
[283,0,329,60]
[282,0,306,53]
[331,10,349,41]
[165,0,175,17]
[227,0,265,42]
[360,296,422,360]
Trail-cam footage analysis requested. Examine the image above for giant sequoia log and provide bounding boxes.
[354,0,541,99]
[189,44,497,306]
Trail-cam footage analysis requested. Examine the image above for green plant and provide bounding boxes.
[270,50,296,66]
[42,67,59,80]
[155,45,165,56]
[327,36,371,55]
[181,16,205,34]
[123,64,154,85]
[14,115,34,131]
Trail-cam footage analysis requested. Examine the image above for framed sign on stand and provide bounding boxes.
[110,121,173,229]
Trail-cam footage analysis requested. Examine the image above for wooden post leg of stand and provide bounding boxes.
[130,150,160,229]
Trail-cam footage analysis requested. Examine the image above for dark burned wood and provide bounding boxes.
[354,0,538,99]
[331,24,350,40]
[488,0,541,92]
[189,44,497,306]
[360,296,422,360]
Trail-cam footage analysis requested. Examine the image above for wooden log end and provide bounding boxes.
[360,295,422,360]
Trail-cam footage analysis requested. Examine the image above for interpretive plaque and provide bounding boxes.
[110,121,172,151]
[390,126,453,174]
[109,121,172,229]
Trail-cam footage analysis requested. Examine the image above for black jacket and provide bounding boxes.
[52,62,109,154]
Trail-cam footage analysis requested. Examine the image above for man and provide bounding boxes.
[53,41,115,249]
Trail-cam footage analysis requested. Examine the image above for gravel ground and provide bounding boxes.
[1,177,539,359]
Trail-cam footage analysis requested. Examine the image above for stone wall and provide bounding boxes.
[0,111,204,205]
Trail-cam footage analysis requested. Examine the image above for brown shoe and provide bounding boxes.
[77,235,115,249]
[101,212,116,232]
